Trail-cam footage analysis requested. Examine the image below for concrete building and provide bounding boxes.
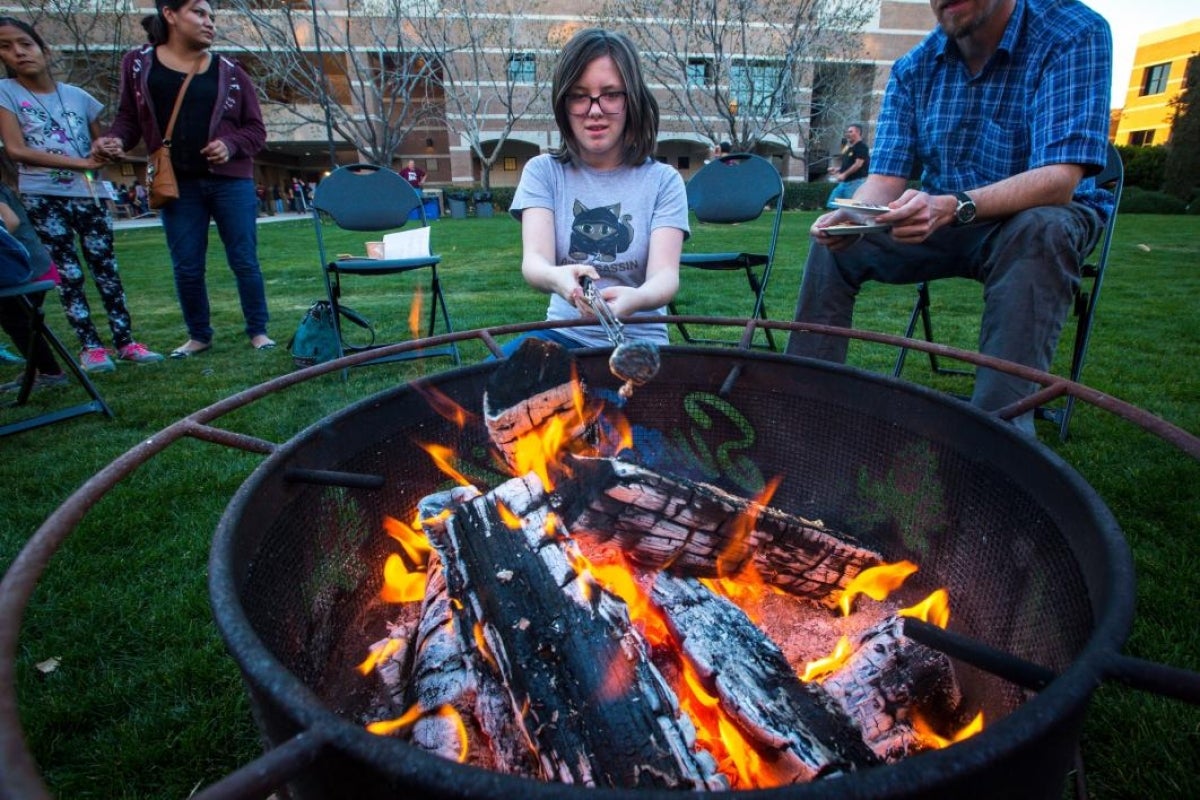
[59,1,936,191]
[1112,17,1200,147]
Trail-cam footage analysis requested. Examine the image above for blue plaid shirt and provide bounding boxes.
[872,0,1114,220]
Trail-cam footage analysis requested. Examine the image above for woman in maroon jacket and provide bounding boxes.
[94,0,274,357]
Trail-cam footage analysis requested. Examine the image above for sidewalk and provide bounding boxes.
[113,210,311,231]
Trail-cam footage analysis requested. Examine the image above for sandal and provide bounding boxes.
[169,340,211,359]
[252,336,277,351]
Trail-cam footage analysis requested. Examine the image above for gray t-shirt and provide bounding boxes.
[510,154,689,347]
[0,80,109,199]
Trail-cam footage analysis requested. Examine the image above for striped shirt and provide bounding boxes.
[872,0,1114,220]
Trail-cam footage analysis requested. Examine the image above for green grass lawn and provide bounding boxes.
[1,211,1197,797]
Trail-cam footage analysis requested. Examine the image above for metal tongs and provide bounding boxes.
[579,277,661,399]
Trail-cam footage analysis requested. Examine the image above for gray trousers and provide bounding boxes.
[786,203,1103,427]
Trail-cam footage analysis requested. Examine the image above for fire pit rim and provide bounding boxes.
[208,350,1135,798]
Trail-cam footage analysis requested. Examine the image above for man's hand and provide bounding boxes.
[91,137,124,161]
[875,190,958,244]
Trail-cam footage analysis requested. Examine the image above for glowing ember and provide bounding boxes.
[838,560,919,616]
[408,286,424,341]
[496,500,522,529]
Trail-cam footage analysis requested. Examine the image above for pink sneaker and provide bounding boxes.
[80,347,115,373]
[117,342,165,364]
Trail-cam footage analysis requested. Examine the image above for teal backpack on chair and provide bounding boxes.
[288,300,374,369]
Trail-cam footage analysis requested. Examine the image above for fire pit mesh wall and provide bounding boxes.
[218,351,1112,795]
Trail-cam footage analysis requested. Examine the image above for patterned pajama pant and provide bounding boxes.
[22,194,133,352]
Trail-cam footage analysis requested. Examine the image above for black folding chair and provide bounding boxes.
[0,279,111,437]
[892,142,1125,440]
[311,163,458,374]
[669,153,785,350]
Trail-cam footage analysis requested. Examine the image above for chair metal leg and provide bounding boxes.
[1,291,112,438]
[894,282,971,379]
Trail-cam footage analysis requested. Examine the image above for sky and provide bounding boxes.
[1079,0,1199,107]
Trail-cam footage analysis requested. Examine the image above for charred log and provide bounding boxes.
[552,455,882,604]
[652,575,879,782]
[820,616,963,761]
[431,474,725,789]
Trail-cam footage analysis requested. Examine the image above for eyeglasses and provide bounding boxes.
[565,91,627,116]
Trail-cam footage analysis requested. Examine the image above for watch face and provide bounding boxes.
[955,194,976,225]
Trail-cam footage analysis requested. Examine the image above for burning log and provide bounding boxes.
[651,574,879,783]
[427,474,725,790]
[484,338,595,473]
[552,455,883,605]
[819,616,964,761]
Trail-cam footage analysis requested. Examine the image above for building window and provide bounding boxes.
[730,60,794,116]
[1128,130,1155,146]
[1140,63,1170,96]
[677,155,691,170]
[503,157,517,171]
[507,53,536,84]
[686,59,711,87]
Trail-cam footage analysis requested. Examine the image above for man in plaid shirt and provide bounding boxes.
[787,0,1113,435]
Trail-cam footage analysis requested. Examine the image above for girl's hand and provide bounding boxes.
[562,265,600,312]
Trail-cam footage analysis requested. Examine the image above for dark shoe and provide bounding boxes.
[0,371,68,393]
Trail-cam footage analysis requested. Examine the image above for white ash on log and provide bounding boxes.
[404,553,541,774]
[428,473,726,790]
[552,455,883,605]
[651,574,879,783]
[820,616,964,761]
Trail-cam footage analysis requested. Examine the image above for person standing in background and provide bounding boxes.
[826,123,870,207]
[399,159,425,190]
[94,0,274,357]
[0,16,162,372]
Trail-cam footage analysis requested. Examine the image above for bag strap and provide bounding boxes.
[162,56,202,146]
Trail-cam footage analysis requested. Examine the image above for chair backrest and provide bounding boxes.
[312,163,426,231]
[686,153,784,224]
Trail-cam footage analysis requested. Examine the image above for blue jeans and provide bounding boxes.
[787,204,1102,432]
[159,177,269,344]
[827,178,866,207]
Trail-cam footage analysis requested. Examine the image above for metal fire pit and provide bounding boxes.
[3,318,1199,800]
[206,345,1182,799]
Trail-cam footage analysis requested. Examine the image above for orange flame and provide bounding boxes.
[473,621,500,673]
[437,705,470,762]
[421,442,475,487]
[381,552,427,603]
[800,634,855,683]
[838,560,919,616]
[366,702,424,736]
[510,415,567,490]
[412,380,475,429]
[912,709,984,749]
[384,514,432,565]
[408,286,424,341]
[496,500,522,529]
[357,638,404,675]
[899,588,951,629]
[714,477,779,579]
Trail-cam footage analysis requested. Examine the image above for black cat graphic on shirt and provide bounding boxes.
[568,200,633,263]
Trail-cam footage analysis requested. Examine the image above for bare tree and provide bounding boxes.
[222,0,442,168]
[409,0,550,190]
[602,0,874,173]
[18,0,140,112]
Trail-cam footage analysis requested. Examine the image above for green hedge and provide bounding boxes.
[1119,186,1190,215]
[1115,145,1169,191]
[783,181,835,210]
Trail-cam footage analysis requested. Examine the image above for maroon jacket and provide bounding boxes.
[106,45,266,180]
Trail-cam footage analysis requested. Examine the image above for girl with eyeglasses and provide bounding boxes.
[505,28,688,356]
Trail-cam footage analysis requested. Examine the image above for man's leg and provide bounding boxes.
[786,227,988,361]
[971,204,1102,424]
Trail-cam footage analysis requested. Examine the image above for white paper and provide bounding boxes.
[383,227,432,259]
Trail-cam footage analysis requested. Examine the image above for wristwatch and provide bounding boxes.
[952,191,977,226]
